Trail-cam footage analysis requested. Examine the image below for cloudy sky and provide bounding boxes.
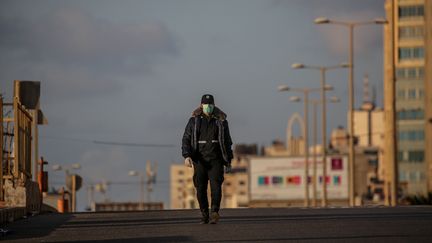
[0,0,386,210]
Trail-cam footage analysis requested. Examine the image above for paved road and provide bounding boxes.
[2,206,432,242]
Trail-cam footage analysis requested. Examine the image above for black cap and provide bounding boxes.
[201,94,214,104]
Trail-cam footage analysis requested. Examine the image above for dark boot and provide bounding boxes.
[200,210,209,224]
[209,211,220,224]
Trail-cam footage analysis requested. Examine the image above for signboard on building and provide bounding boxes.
[250,156,348,200]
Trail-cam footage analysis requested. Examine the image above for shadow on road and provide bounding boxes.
[1,212,74,241]
[53,236,193,243]
[57,211,432,229]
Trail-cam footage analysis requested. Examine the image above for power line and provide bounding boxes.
[93,140,175,148]
[50,180,170,185]
[40,135,176,148]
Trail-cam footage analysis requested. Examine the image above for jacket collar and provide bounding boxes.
[192,106,227,121]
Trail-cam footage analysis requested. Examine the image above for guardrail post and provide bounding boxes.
[1,95,3,200]
[13,97,19,179]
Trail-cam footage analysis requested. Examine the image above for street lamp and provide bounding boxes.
[291,63,348,207]
[290,96,341,207]
[52,163,82,212]
[278,85,332,207]
[314,17,387,206]
[71,163,81,170]
[128,170,145,209]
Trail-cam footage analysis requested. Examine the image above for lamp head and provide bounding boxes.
[330,96,340,103]
[278,85,290,92]
[289,96,301,102]
[314,17,330,24]
[71,163,81,170]
[128,170,138,176]
[52,165,62,171]
[324,84,334,91]
[340,62,350,68]
[374,18,388,24]
[291,63,305,69]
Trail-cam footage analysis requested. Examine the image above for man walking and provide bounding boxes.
[182,94,233,224]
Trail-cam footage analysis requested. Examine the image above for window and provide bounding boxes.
[399,5,424,18]
[397,110,406,119]
[396,67,424,80]
[399,26,424,39]
[399,171,407,181]
[413,48,424,58]
[397,151,405,162]
[409,171,418,182]
[418,131,425,140]
[397,89,405,99]
[419,68,424,78]
[396,68,406,78]
[399,48,411,59]
[408,89,416,99]
[399,47,425,60]
[408,131,416,140]
[419,89,424,98]
[408,150,424,162]
[398,130,424,141]
[407,68,416,78]
[408,130,423,140]
[399,27,408,37]
[398,131,408,140]
[397,109,424,120]
[420,172,426,181]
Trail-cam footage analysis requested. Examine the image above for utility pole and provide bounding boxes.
[424,0,432,195]
[312,101,318,207]
[383,0,398,206]
[140,173,145,209]
[71,174,77,212]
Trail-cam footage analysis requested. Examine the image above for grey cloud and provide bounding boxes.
[272,0,384,13]
[271,0,385,61]
[0,7,179,100]
[316,10,384,58]
[0,7,178,72]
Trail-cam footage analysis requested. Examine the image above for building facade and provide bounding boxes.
[384,0,431,196]
[170,164,196,209]
[353,105,385,148]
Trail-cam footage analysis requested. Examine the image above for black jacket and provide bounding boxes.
[182,106,233,165]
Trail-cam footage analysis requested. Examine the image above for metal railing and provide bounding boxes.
[13,97,33,181]
[1,97,33,198]
[0,96,3,200]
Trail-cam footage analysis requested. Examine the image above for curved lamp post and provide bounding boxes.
[314,17,387,206]
[290,96,341,207]
[292,63,348,207]
[278,85,333,207]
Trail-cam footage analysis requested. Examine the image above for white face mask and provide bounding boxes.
[202,104,214,115]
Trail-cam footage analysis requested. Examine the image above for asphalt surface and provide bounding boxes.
[1,206,432,242]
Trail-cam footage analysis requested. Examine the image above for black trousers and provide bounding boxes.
[193,159,224,213]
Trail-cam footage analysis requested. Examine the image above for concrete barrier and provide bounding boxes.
[0,207,26,225]
[3,180,41,213]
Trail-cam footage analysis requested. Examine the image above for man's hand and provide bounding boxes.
[184,157,193,168]
[224,164,232,174]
